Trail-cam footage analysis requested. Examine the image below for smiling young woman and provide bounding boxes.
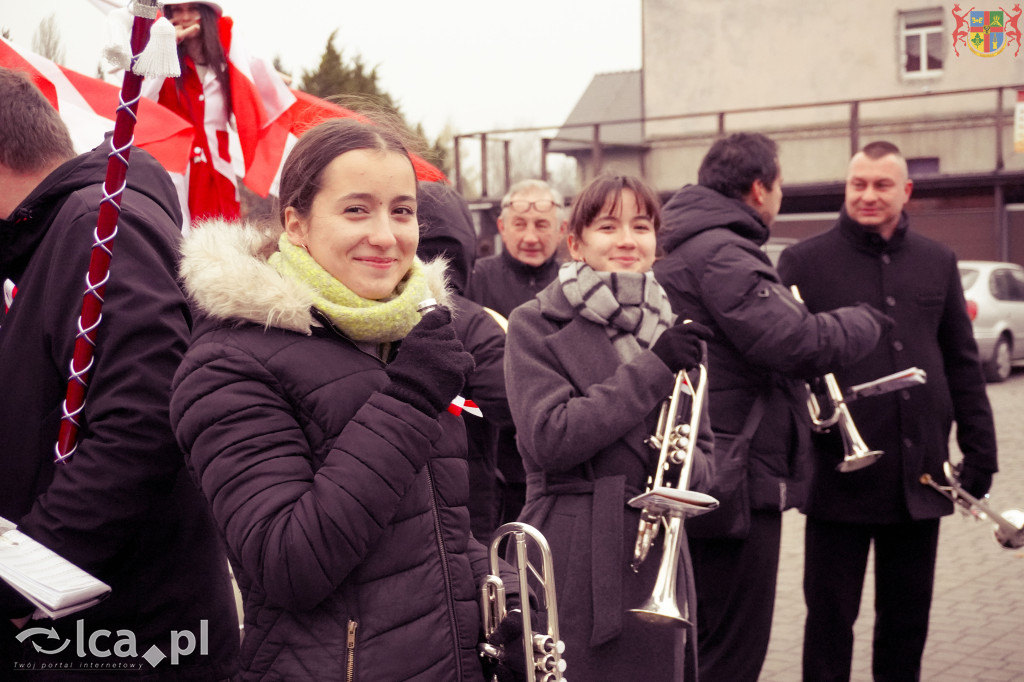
[168,117,526,681]
[503,173,715,681]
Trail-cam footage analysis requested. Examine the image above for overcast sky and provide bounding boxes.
[1,0,643,140]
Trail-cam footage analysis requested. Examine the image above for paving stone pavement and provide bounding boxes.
[758,367,1024,682]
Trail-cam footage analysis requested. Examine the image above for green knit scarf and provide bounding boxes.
[269,235,429,342]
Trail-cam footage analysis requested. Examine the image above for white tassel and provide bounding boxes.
[101,7,134,70]
[132,17,181,79]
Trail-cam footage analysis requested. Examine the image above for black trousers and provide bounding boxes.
[802,516,940,682]
[689,509,783,682]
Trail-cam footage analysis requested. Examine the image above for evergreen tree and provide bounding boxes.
[299,30,399,117]
[299,30,453,181]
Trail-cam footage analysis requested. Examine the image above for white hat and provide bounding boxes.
[162,1,223,18]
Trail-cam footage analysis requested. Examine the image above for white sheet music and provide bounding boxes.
[0,516,111,619]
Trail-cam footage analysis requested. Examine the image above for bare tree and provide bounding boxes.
[32,14,65,65]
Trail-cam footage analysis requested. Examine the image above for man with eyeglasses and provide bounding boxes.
[467,179,567,525]
[468,179,567,319]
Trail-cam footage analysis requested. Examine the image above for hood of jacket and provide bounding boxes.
[0,141,181,281]
[416,181,477,295]
[659,183,770,253]
[181,218,453,334]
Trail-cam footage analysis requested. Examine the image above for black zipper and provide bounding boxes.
[425,464,462,681]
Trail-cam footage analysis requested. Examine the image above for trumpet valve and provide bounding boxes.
[532,633,564,655]
[536,652,568,674]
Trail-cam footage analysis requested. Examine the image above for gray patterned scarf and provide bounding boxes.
[558,261,676,361]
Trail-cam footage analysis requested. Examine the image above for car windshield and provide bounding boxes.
[959,268,979,290]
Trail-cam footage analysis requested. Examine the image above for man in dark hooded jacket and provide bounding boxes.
[0,67,237,679]
[653,132,888,682]
[417,182,514,540]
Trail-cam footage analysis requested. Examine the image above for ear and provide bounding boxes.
[283,206,307,247]
[558,218,568,234]
[496,216,507,237]
[903,178,914,202]
[750,179,767,207]
[566,233,583,261]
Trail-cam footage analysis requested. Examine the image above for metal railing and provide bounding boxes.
[452,84,1024,201]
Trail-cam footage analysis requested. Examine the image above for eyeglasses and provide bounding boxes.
[502,199,560,213]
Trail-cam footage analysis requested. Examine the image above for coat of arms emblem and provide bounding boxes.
[968,10,1007,56]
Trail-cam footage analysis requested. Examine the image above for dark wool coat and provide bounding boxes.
[777,211,998,522]
[170,222,506,681]
[505,278,713,682]
[0,144,238,679]
[654,185,883,512]
[467,248,561,319]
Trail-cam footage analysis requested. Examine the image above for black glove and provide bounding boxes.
[958,463,994,499]
[383,307,475,418]
[651,321,714,373]
[856,303,896,335]
[486,609,527,682]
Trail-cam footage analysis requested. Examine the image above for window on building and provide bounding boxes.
[901,8,943,78]
[907,157,940,176]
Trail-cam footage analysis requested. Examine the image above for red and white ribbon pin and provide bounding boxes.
[448,395,483,418]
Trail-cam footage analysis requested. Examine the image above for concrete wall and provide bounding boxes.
[642,0,1024,191]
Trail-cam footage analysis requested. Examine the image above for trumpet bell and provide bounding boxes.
[994,509,1024,549]
[629,595,690,628]
[628,515,692,628]
[835,449,883,473]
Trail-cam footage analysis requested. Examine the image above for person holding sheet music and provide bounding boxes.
[0,66,238,678]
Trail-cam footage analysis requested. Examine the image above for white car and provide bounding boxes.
[959,260,1024,382]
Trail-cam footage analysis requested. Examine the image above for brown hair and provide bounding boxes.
[276,117,415,226]
[860,140,903,160]
[165,3,232,118]
[0,67,75,173]
[567,173,662,241]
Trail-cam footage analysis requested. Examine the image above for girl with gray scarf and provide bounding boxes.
[504,174,714,681]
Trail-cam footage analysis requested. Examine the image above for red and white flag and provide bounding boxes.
[86,0,446,200]
[0,37,192,176]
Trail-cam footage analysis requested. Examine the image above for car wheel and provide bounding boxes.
[984,336,1012,383]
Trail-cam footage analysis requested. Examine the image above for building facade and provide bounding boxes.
[556,1,1024,262]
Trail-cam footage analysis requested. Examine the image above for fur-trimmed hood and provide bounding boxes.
[179,219,454,334]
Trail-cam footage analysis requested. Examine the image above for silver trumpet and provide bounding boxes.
[479,522,567,682]
[921,462,1024,550]
[628,364,719,627]
[807,372,883,472]
[789,285,883,473]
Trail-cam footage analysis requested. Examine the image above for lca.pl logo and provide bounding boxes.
[953,5,1023,57]
[13,620,210,671]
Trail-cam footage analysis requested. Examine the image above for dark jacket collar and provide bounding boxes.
[500,246,560,277]
[0,140,181,282]
[837,206,909,255]
[659,184,770,253]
